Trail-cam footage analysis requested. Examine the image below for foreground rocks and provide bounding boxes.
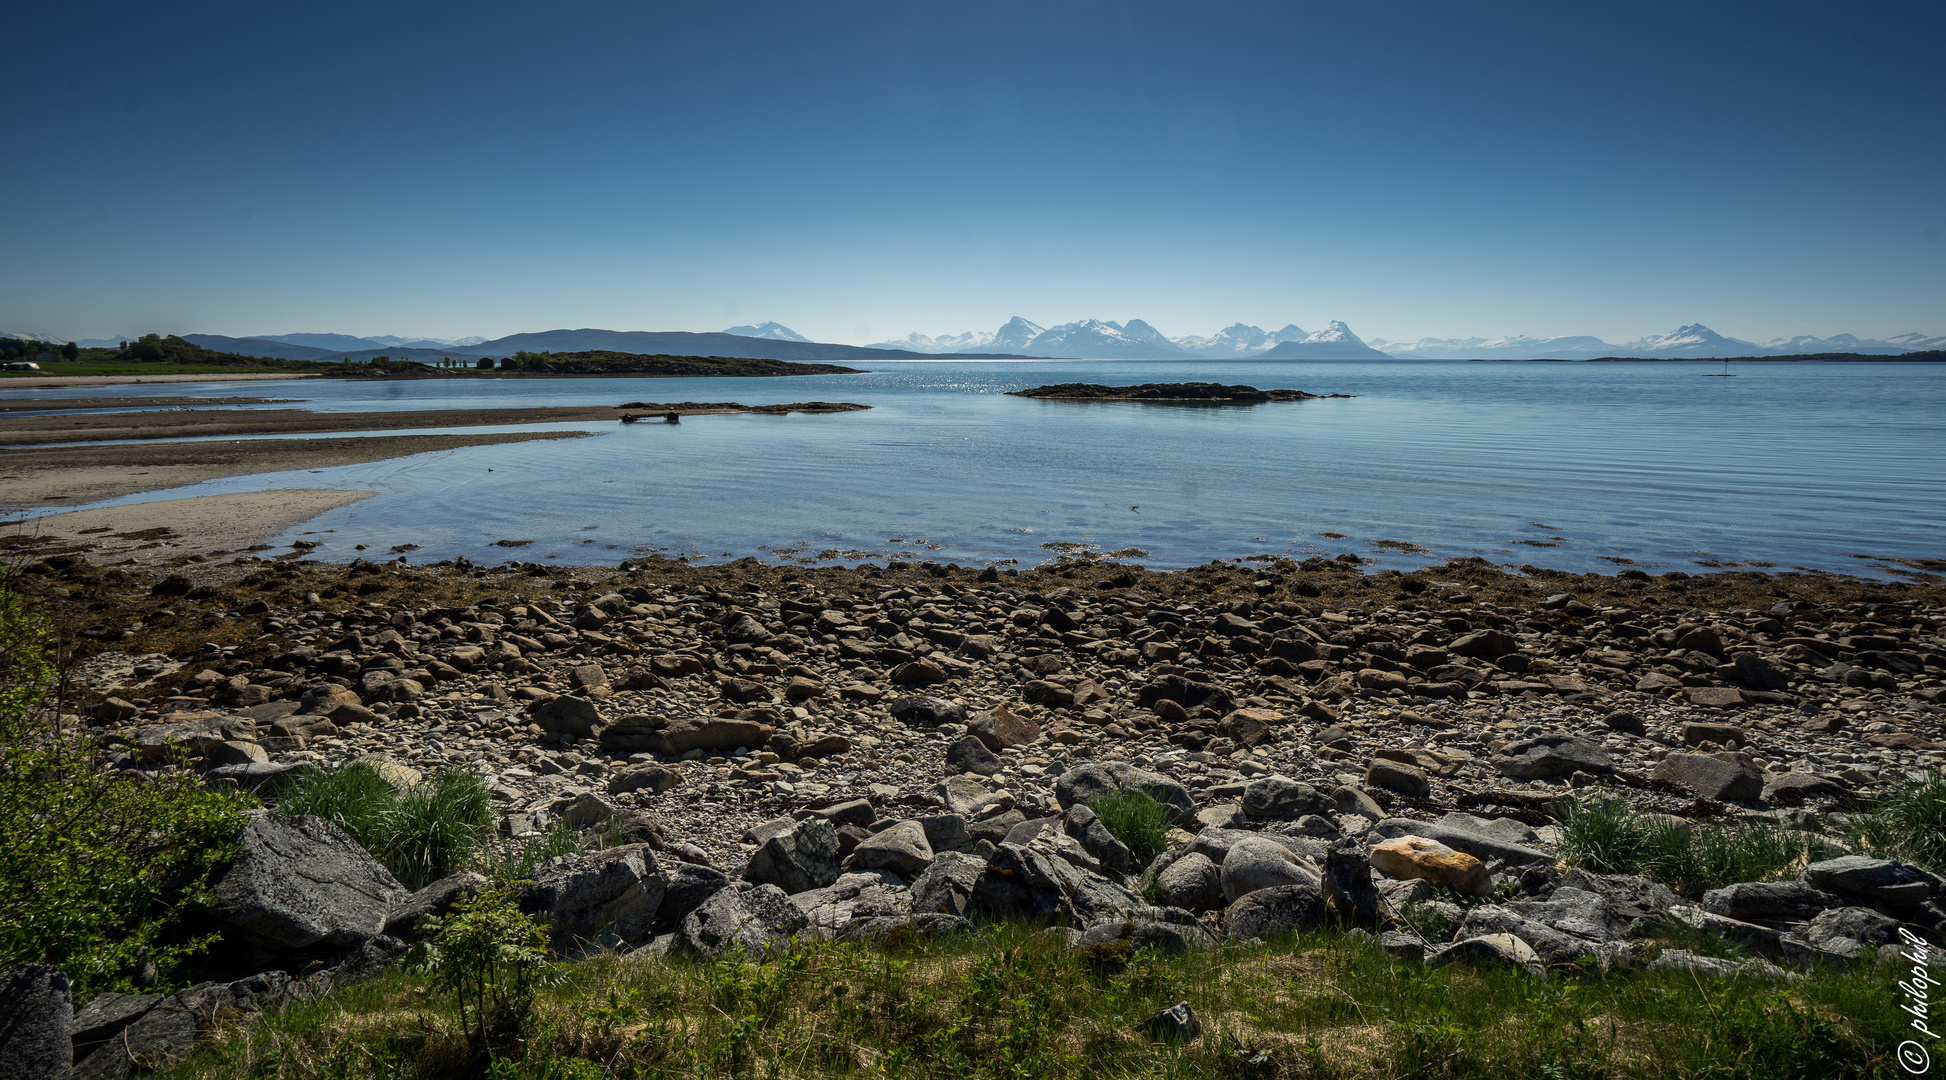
[8,547,1945,1067]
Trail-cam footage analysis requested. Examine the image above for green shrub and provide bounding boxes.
[414,887,560,1053]
[1555,791,1656,875]
[1085,788,1172,867]
[0,582,254,996]
[279,763,496,889]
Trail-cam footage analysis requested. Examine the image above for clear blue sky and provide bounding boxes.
[5,1,1941,345]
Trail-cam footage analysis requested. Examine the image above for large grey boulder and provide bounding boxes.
[848,820,935,877]
[971,838,1143,926]
[1502,887,1635,943]
[1651,753,1764,802]
[520,843,667,950]
[1077,910,1216,955]
[384,871,488,942]
[680,882,808,958]
[0,965,70,1080]
[1555,869,1681,927]
[659,862,733,928]
[1219,837,1321,904]
[838,914,972,945]
[210,813,405,950]
[1802,856,1946,905]
[1458,896,1627,968]
[1054,762,1195,825]
[791,871,912,938]
[910,851,985,917]
[1702,881,1843,921]
[1155,852,1223,911]
[1226,884,1329,940]
[1789,906,1902,964]
[917,814,978,855]
[74,974,292,1080]
[1490,735,1613,780]
[745,817,842,894]
[1241,775,1333,819]
[71,992,161,1066]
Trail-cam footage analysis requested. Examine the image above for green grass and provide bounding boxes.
[278,764,497,890]
[1850,775,1946,870]
[1085,788,1173,868]
[150,922,1911,1080]
[473,820,596,886]
[1556,794,1840,898]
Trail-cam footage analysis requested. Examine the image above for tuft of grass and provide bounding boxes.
[1556,793,1837,898]
[278,764,497,890]
[1850,775,1946,872]
[387,769,496,891]
[279,762,398,853]
[1084,788,1172,868]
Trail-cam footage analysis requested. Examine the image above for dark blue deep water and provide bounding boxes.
[9,359,1944,577]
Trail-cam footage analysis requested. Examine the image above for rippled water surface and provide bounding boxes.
[10,360,1945,576]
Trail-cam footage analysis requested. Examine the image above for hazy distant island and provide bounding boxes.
[1007,382,1351,402]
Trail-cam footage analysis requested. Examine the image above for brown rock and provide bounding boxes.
[1219,708,1281,747]
[1370,836,1491,895]
[1687,687,1747,710]
[720,677,773,704]
[1365,759,1431,798]
[969,704,1040,750]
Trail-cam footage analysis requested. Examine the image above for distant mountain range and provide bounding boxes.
[9,320,1942,363]
[867,316,1391,359]
[1366,324,1946,359]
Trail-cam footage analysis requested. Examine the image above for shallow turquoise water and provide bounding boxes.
[8,359,1943,577]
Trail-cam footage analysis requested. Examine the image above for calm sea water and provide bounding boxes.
[10,360,1945,578]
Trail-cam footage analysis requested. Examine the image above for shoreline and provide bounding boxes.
[5,490,378,561]
[0,430,594,509]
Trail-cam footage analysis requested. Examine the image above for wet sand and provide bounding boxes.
[0,401,868,446]
[3,489,377,559]
[0,430,593,508]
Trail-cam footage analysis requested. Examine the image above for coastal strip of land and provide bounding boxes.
[0,400,869,447]
[0,395,296,412]
[1008,382,1351,402]
[0,430,595,508]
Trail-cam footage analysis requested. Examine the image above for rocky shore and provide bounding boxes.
[7,550,1945,1073]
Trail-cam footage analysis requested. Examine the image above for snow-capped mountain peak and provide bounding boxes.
[723,321,810,342]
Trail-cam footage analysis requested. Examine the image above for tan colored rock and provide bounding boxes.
[1369,836,1491,895]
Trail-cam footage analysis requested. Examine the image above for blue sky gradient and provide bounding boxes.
[5,1,1941,344]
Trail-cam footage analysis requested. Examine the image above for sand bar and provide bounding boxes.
[0,396,293,413]
[0,401,867,446]
[0,430,592,508]
[3,489,377,560]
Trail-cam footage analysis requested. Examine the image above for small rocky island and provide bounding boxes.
[1008,381,1349,402]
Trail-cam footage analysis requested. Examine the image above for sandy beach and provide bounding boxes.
[3,489,379,560]
[0,430,594,508]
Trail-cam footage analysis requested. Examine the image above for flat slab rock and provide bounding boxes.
[211,813,405,950]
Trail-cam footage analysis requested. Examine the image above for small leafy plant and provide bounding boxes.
[414,887,560,1053]
[1085,788,1173,867]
